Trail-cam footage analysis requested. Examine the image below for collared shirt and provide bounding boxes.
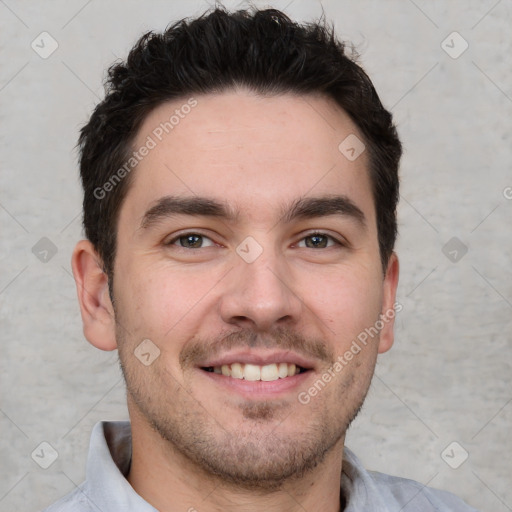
[41,421,479,511]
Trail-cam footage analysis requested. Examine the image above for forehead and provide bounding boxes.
[124,89,375,227]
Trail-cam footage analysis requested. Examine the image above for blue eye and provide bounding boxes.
[168,233,215,249]
[297,233,340,249]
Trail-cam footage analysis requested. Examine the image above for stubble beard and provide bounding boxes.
[116,322,376,491]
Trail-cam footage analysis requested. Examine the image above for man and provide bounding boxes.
[43,6,478,512]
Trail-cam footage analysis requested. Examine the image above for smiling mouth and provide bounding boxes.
[201,362,308,381]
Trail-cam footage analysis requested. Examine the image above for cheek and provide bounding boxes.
[114,262,217,344]
[303,267,383,335]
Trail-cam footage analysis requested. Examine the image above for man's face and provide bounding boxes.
[111,89,398,487]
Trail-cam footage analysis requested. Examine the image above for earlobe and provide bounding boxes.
[378,252,400,354]
[71,240,118,351]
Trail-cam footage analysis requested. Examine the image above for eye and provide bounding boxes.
[167,232,216,249]
[297,232,341,249]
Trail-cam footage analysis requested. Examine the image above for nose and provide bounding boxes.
[219,246,303,332]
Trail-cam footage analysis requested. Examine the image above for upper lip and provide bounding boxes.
[198,350,316,370]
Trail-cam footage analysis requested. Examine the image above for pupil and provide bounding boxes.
[181,235,201,248]
[307,235,327,248]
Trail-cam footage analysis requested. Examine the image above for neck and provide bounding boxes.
[126,407,344,512]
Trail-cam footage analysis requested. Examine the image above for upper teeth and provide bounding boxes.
[212,363,300,381]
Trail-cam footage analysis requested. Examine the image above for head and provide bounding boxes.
[72,7,401,490]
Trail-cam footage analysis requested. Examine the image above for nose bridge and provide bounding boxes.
[220,239,302,329]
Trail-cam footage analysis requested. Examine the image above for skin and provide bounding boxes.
[72,88,399,512]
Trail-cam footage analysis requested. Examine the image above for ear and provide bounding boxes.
[71,239,117,351]
[377,252,400,354]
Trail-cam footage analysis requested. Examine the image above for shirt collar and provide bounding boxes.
[341,446,392,512]
[84,421,158,511]
[84,420,391,511]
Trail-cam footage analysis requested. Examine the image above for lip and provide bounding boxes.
[197,349,317,370]
[198,366,312,399]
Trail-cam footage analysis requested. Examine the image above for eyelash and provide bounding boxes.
[165,231,345,249]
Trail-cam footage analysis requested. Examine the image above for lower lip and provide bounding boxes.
[198,368,312,399]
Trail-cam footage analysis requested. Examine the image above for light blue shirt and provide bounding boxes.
[41,421,479,511]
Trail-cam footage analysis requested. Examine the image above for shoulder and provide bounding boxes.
[342,447,480,512]
[39,484,96,512]
[368,470,480,511]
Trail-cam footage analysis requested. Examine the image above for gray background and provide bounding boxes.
[1,0,511,511]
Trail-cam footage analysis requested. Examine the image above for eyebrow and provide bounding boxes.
[139,194,366,230]
[280,195,366,228]
[140,196,239,229]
